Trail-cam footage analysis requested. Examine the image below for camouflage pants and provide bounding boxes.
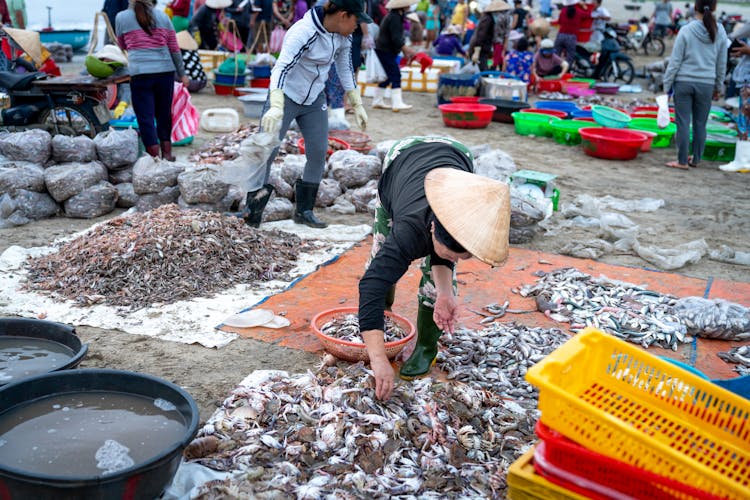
[365,136,472,308]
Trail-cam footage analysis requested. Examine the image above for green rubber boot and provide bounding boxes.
[399,303,442,380]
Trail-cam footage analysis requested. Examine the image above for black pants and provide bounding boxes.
[130,72,174,148]
[375,49,402,89]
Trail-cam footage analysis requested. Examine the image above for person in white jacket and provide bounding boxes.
[243,0,371,228]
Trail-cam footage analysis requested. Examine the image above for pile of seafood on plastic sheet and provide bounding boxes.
[24,205,323,309]
[436,322,569,400]
[188,124,301,165]
[185,363,538,499]
[515,267,690,350]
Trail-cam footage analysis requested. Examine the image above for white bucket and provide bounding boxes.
[200,108,240,133]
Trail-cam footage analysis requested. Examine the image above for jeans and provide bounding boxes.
[673,80,714,165]
[375,49,402,89]
[130,72,175,147]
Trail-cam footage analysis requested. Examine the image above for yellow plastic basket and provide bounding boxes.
[507,446,586,500]
[525,328,750,499]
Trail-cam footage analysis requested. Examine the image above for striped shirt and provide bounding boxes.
[270,6,356,106]
[115,8,185,78]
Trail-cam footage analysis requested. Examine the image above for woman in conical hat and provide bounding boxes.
[358,136,510,401]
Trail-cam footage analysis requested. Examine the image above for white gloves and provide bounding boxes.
[346,89,368,131]
[261,89,284,137]
[471,47,481,64]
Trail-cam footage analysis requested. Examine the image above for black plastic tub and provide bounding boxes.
[0,369,200,500]
[478,98,530,123]
[0,318,88,386]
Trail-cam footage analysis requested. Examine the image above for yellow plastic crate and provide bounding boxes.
[507,446,586,500]
[199,50,231,73]
[525,328,750,500]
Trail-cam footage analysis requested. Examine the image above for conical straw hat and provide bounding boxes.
[177,30,199,51]
[386,0,417,10]
[425,168,510,266]
[4,28,42,65]
[484,0,512,12]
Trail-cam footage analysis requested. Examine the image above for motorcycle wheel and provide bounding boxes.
[602,58,635,84]
[643,37,666,57]
[39,105,99,138]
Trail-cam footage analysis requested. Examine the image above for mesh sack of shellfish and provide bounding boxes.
[517,267,689,350]
[184,364,538,498]
[673,297,750,341]
[437,322,569,400]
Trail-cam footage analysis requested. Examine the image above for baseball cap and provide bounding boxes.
[540,38,554,49]
[331,0,373,23]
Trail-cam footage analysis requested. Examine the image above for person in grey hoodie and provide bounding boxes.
[663,0,727,169]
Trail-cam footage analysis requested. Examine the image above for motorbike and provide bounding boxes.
[572,34,636,84]
[613,18,666,57]
[0,71,114,138]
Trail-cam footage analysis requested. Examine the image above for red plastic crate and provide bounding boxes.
[534,422,720,500]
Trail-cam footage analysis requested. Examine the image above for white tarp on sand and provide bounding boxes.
[0,217,371,348]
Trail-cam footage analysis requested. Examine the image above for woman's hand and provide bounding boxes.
[433,293,459,334]
[362,329,395,400]
[731,42,750,57]
[181,75,190,87]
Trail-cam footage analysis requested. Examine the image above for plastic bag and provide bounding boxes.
[132,156,186,194]
[459,62,479,74]
[135,186,180,212]
[44,162,108,202]
[178,165,229,204]
[115,183,139,208]
[263,197,293,222]
[631,238,708,270]
[219,132,278,193]
[348,179,378,212]
[0,130,52,164]
[0,162,45,195]
[269,26,286,53]
[51,135,97,163]
[63,181,118,219]
[172,82,200,143]
[656,94,670,129]
[364,49,387,84]
[94,129,139,168]
[673,297,750,340]
[315,178,343,207]
[327,149,382,188]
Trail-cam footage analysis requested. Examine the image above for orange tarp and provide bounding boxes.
[220,238,749,380]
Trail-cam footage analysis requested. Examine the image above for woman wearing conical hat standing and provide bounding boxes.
[372,0,417,111]
[358,136,510,401]
[468,0,512,72]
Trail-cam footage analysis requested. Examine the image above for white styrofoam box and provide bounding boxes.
[480,77,528,102]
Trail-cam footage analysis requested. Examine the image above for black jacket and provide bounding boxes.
[376,10,405,54]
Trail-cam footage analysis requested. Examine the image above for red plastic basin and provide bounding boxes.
[537,79,563,92]
[438,103,496,129]
[579,127,649,161]
[638,130,657,152]
[520,108,568,119]
[450,96,482,104]
[297,136,350,157]
[631,105,674,113]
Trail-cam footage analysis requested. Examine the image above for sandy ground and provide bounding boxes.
[2,50,750,423]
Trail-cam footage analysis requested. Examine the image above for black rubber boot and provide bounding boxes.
[226,184,274,228]
[160,141,175,161]
[293,180,327,228]
[145,144,160,158]
[399,303,442,380]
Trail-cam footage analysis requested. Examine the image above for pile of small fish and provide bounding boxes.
[24,205,324,309]
[516,267,689,350]
[188,124,301,165]
[437,322,569,400]
[319,313,409,344]
[718,346,750,375]
[186,363,538,499]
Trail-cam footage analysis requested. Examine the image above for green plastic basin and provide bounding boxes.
[550,120,591,146]
[627,117,676,148]
[511,112,561,137]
